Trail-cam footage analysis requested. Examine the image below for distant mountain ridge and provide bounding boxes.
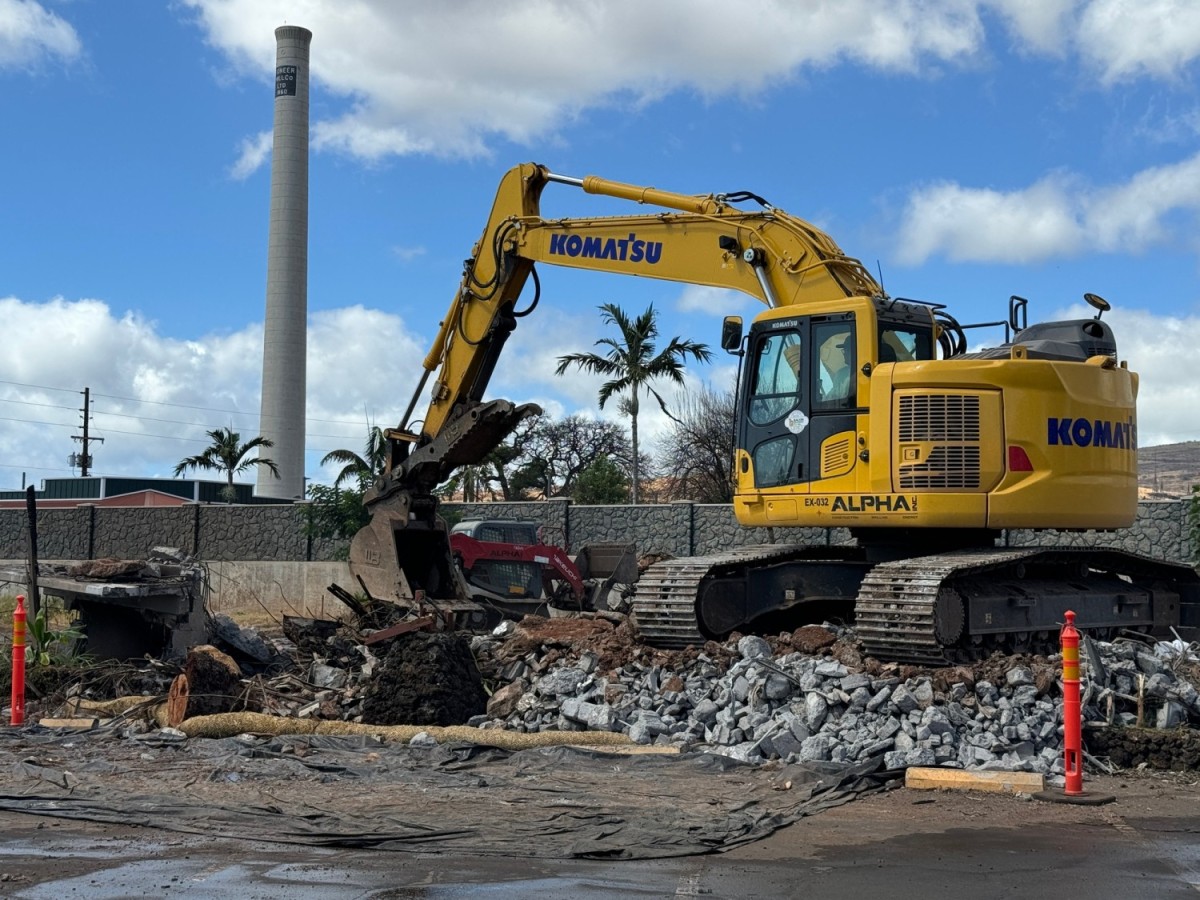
[1139,441,1200,499]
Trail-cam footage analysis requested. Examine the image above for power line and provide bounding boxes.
[2,379,388,428]
[0,379,80,396]
[0,414,75,429]
[0,397,80,413]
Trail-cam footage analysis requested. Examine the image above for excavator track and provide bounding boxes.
[855,547,1200,665]
[636,544,1200,664]
[632,544,815,649]
[854,549,1034,666]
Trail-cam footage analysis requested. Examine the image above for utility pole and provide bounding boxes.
[72,386,104,477]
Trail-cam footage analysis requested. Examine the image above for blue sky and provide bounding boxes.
[3,0,1200,491]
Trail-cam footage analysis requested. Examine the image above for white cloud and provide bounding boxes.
[183,0,995,164]
[987,0,1200,81]
[896,175,1083,264]
[985,0,1077,55]
[0,296,430,487]
[183,1,1200,171]
[676,285,753,317]
[230,130,272,180]
[0,0,80,69]
[896,152,1200,264]
[306,304,425,429]
[391,245,426,263]
[1077,0,1200,84]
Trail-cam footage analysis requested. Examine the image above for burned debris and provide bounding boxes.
[4,548,1200,778]
[10,608,1200,778]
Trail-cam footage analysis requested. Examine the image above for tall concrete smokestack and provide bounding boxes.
[257,25,312,500]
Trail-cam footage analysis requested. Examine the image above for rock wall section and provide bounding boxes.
[0,504,314,562]
[446,499,1195,563]
[0,499,1194,565]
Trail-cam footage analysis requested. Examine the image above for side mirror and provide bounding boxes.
[721,316,744,354]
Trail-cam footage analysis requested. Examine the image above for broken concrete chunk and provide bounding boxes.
[487,680,528,719]
[534,667,586,698]
[1157,700,1189,729]
[210,614,274,665]
[309,663,348,690]
[737,635,772,660]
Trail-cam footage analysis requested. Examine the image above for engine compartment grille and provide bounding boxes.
[897,394,983,490]
[898,394,981,441]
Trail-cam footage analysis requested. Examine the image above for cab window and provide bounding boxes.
[748,331,802,425]
[879,325,933,363]
[814,321,855,410]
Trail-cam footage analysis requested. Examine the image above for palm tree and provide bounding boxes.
[174,427,280,503]
[555,303,711,504]
[320,425,388,489]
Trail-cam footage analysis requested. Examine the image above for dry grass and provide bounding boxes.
[223,609,286,631]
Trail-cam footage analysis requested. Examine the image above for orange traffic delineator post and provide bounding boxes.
[1062,609,1083,794]
[10,594,26,726]
[1035,609,1114,805]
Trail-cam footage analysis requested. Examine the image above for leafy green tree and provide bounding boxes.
[516,414,632,499]
[320,425,388,490]
[555,303,711,503]
[307,426,392,555]
[305,482,370,557]
[572,454,630,504]
[174,427,280,503]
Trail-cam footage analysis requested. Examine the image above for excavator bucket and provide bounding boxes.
[347,499,488,626]
[344,398,543,628]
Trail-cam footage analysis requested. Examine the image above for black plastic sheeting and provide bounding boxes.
[0,727,896,859]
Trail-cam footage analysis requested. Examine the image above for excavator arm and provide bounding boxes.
[349,162,882,606]
[409,162,880,448]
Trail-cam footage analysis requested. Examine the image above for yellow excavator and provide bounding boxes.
[348,162,1198,663]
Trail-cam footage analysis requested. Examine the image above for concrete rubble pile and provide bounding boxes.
[190,610,1200,776]
[462,621,1200,775]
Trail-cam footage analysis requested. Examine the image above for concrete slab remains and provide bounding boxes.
[0,547,208,660]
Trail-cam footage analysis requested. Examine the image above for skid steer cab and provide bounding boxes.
[449,520,636,625]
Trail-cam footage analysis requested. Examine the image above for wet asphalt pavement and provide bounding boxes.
[3,774,1199,899]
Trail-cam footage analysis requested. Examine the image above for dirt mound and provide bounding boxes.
[361,632,487,727]
[1086,726,1200,771]
[782,626,838,655]
[497,615,734,675]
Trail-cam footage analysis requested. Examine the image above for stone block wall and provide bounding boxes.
[93,508,195,559]
[689,505,844,555]
[0,504,320,563]
[0,499,1194,566]
[197,505,309,561]
[0,506,92,559]
[1007,500,1191,560]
